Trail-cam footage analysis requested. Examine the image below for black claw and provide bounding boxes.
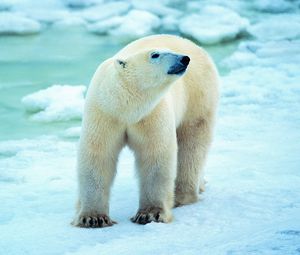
[139,215,146,224]
[103,216,109,225]
[98,218,103,227]
[131,215,138,223]
[94,218,98,226]
[145,215,150,223]
[136,214,142,223]
[82,218,86,224]
[155,213,160,221]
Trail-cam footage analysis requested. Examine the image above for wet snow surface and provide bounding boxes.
[1,0,300,254]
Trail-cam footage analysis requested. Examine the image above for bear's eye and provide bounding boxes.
[117,60,126,68]
[151,53,160,59]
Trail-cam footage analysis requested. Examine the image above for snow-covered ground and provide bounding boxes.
[1,0,300,254]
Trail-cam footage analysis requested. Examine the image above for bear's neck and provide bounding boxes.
[97,80,168,124]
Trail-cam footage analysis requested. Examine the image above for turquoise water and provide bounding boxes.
[0,28,237,141]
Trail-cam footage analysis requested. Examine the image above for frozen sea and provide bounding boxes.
[0,1,300,255]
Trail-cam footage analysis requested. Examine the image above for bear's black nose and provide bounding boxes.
[180,56,190,67]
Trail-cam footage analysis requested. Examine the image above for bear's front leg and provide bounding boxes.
[72,117,125,228]
[128,107,177,225]
[130,145,177,224]
[72,154,117,228]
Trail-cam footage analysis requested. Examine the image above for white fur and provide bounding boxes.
[73,34,219,227]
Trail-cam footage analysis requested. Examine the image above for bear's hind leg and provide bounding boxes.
[175,118,213,207]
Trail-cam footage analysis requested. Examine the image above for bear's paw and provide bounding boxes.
[131,207,172,225]
[72,214,117,228]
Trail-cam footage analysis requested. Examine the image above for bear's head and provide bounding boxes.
[114,49,190,90]
[95,49,190,123]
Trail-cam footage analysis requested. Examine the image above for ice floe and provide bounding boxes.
[87,16,123,34]
[22,85,86,122]
[252,0,294,13]
[0,12,41,34]
[131,0,181,17]
[62,0,104,8]
[247,14,300,41]
[53,16,87,28]
[63,126,82,138]
[108,10,160,41]
[25,9,72,24]
[1,0,300,46]
[80,1,130,22]
[179,6,249,44]
[220,38,300,133]
[0,0,13,11]
[222,40,300,69]
[89,9,160,39]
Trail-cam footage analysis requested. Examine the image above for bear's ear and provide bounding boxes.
[115,59,127,69]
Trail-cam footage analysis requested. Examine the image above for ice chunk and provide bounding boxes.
[62,0,104,8]
[0,12,41,35]
[10,0,71,24]
[130,0,182,17]
[223,40,300,69]
[221,39,300,111]
[108,10,161,41]
[11,0,65,12]
[87,16,123,34]
[25,10,72,24]
[80,2,130,22]
[63,126,82,138]
[253,0,294,13]
[53,17,87,28]
[161,15,180,32]
[247,14,300,41]
[179,6,249,44]
[222,66,300,106]
[0,0,12,11]
[22,85,86,122]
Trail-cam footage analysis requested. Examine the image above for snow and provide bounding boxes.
[53,17,87,28]
[247,14,300,41]
[1,86,300,255]
[62,0,104,8]
[161,15,180,32]
[25,9,72,24]
[21,85,86,122]
[0,0,12,11]
[253,0,294,13]
[0,12,41,34]
[89,10,160,39]
[179,6,249,45]
[87,16,123,34]
[9,0,66,16]
[130,0,182,17]
[108,10,161,41]
[222,40,300,69]
[63,126,82,138]
[79,2,131,22]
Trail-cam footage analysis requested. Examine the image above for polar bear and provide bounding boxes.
[73,34,219,227]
